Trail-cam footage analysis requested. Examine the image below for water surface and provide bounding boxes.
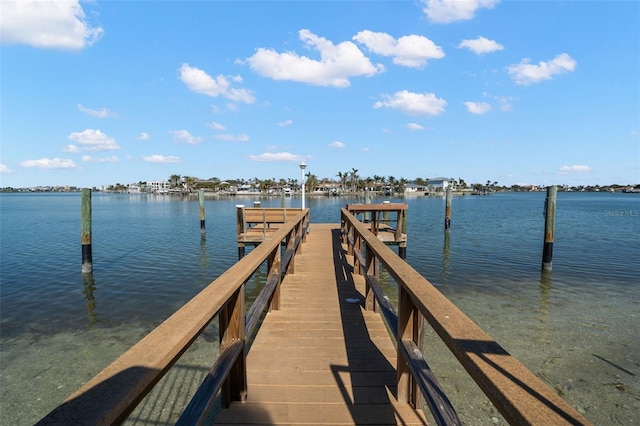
[1,192,638,424]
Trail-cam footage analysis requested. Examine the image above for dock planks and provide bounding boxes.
[215,224,427,425]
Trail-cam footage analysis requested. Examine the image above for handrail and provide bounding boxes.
[345,203,408,259]
[38,209,309,426]
[340,208,591,426]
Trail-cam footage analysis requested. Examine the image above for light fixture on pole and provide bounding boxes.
[299,161,307,209]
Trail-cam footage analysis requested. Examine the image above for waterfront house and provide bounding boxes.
[427,177,456,193]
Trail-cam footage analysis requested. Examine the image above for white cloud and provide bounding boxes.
[458,36,504,55]
[171,129,204,145]
[507,53,577,85]
[20,157,77,169]
[278,120,294,127]
[329,141,345,148]
[247,29,383,87]
[208,121,226,131]
[179,64,255,104]
[374,90,446,116]
[422,0,500,24]
[62,144,81,153]
[143,155,182,163]
[248,152,309,162]
[558,164,591,174]
[81,155,119,163]
[0,0,103,50]
[354,31,444,68]
[406,123,425,130]
[496,96,514,112]
[464,101,492,114]
[77,104,112,118]
[136,132,149,140]
[68,129,119,151]
[213,133,249,142]
[0,164,10,173]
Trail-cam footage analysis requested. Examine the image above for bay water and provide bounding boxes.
[1,192,638,424]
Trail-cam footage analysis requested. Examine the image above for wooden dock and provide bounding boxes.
[217,224,427,425]
[39,206,592,426]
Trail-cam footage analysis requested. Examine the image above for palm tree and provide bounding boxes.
[364,176,374,191]
[350,168,358,192]
[388,176,397,193]
[183,176,196,192]
[337,171,349,192]
[168,174,181,189]
[305,173,318,193]
[398,177,408,193]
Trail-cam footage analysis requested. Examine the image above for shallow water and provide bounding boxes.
[1,192,638,424]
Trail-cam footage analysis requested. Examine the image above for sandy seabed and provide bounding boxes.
[1,296,638,425]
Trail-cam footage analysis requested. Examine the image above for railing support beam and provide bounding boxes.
[219,288,247,407]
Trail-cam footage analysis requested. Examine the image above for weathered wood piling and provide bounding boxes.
[444,187,452,233]
[198,189,205,233]
[81,188,92,273]
[236,204,246,259]
[542,185,557,271]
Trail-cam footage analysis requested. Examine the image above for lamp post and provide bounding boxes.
[299,162,307,209]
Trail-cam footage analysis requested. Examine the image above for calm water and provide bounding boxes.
[1,192,638,424]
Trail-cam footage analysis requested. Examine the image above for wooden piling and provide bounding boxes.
[382,200,390,224]
[444,187,452,233]
[542,185,557,271]
[364,189,370,222]
[198,189,205,233]
[236,205,246,259]
[399,207,407,260]
[81,188,93,273]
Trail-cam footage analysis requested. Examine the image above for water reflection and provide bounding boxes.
[535,270,552,346]
[442,233,451,277]
[82,272,99,328]
[539,270,552,319]
[200,233,208,269]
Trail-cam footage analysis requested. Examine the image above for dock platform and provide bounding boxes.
[217,224,427,424]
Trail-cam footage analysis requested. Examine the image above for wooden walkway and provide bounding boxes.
[216,224,427,425]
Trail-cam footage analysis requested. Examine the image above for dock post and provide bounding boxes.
[399,207,407,260]
[364,189,370,222]
[81,188,93,273]
[236,205,246,259]
[542,185,557,271]
[444,187,452,233]
[198,189,205,233]
[382,200,390,224]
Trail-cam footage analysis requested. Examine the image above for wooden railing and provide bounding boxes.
[340,208,592,426]
[38,209,309,426]
[236,207,305,258]
[346,203,408,258]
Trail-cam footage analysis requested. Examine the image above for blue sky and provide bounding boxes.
[1,0,638,188]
